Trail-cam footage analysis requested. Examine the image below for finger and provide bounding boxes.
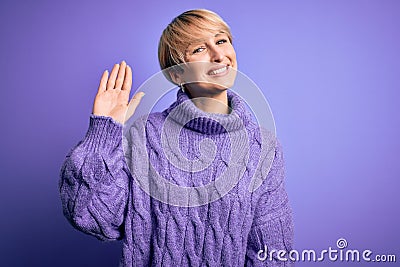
[125,92,145,122]
[129,92,145,111]
[119,65,133,102]
[97,70,109,93]
[107,63,120,90]
[122,65,132,91]
[115,60,126,89]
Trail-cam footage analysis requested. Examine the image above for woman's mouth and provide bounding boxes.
[208,65,229,76]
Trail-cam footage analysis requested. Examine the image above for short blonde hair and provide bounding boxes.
[158,9,233,72]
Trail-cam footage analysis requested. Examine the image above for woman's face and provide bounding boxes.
[178,30,237,96]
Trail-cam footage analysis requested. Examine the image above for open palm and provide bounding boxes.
[93,60,144,124]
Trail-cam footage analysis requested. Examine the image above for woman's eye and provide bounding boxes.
[216,39,227,45]
[193,47,205,54]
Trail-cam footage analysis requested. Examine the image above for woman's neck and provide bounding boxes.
[186,89,230,114]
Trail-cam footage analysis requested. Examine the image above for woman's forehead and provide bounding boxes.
[188,31,228,45]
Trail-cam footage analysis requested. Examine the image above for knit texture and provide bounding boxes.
[59,89,294,266]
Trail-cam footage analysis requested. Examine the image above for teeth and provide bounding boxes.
[209,66,227,75]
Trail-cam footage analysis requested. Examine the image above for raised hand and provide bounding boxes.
[92,60,144,124]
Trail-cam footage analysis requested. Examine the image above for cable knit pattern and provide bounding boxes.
[59,89,294,266]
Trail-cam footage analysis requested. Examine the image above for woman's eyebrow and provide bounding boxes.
[186,32,228,51]
[186,42,204,50]
[214,32,227,37]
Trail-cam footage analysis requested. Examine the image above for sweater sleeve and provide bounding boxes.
[245,140,294,266]
[59,115,130,241]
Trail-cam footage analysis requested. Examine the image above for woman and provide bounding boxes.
[60,9,293,266]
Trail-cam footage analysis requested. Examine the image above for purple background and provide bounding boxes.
[1,0,399,266]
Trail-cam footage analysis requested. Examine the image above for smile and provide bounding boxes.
[208,66,229,76]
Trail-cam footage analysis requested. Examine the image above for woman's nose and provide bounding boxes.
[209,46,224,62]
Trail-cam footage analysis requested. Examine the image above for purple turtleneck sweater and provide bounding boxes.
[59,89,294,266]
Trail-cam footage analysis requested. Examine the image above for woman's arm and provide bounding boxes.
[59,115,129,241]
[245,140,294,266]
[59,61,144,241]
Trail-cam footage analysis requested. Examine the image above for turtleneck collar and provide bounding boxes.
[163,89,251,135]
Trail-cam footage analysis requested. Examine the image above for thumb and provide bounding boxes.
[125,92,145,123]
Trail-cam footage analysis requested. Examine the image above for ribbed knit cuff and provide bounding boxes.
[80,115,123,152]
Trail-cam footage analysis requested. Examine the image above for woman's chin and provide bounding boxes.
[208,69,237,89]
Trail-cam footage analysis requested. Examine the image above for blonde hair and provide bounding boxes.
[158,9,233,72]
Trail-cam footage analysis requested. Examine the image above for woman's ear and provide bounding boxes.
[168,66,184,85]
